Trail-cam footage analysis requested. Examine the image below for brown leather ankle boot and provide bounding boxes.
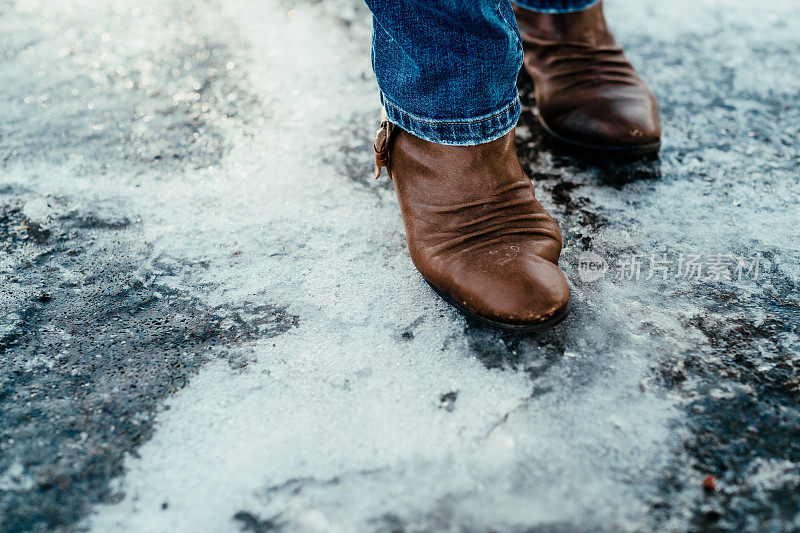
[514,1,661,155]
[374,121,570,331]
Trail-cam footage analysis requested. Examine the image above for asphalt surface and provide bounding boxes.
[1,0,798,532]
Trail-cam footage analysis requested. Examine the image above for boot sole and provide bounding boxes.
[537,114,661,157]
[424,279,570,332]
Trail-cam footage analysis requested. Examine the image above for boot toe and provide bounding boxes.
[427,253,570,327]
[482,256,570,325]
[543,89,661,149]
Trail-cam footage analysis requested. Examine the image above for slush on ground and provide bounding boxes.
[0,0,798,531]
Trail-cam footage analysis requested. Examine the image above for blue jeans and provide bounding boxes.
[365,0,600,145]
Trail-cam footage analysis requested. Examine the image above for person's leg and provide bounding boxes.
[512,0,661,154]
[366,0,570,330]
[365,0,522,146]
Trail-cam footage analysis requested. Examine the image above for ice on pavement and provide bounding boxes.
[93,2,675,529]
[20,198,53,228]
[0,0,798,531]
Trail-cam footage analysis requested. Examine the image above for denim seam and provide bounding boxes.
[511,0,600,14]
[497,0,523,53]
[381,93,521,146]
[381,94,519,126]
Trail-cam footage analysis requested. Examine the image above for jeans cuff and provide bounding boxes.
[512,0,600,14]
[380,93,521,146]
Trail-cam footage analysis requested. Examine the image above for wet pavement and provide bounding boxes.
[0,0,798,531]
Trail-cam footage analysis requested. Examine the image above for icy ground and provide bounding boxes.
[1,0,798,531]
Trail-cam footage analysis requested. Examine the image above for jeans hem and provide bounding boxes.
[380,93,521,146]
[511,0,600,14]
